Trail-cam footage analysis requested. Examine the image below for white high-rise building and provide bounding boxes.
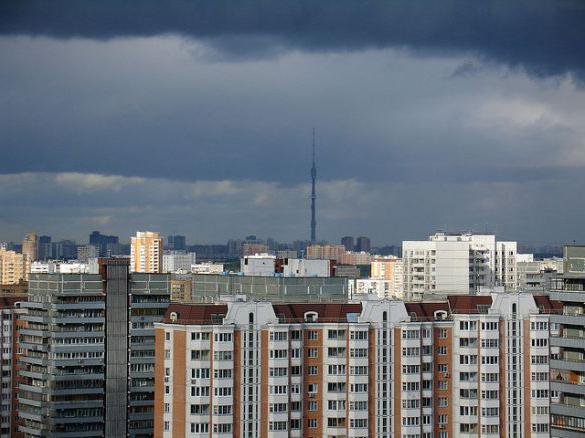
[403,232,517,299]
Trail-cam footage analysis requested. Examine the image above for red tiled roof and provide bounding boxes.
[447,295,493,314]
[272,303,362,323]
[404,302,450,319]
[533,295,563,313]
[0,295,27,309]
[162,304,228,324]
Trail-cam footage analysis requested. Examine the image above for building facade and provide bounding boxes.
[403,233,518,299]
[18,259,170,437]
[154,293,557,438]
[550,245,585,437]
[0,296,26,437]
[131,231,164,273]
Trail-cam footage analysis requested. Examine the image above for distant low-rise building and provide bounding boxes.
[191,263,224,275]
[162,250,197,273]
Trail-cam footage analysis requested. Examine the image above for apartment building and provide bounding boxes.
[18,258,170,437]
[0,248,28,285]
[550,245,585,437]
[131,231,164,273]
[371,256,404,297]
[154,292,557,438]
[0,296,26,437]
[402,233,517,299]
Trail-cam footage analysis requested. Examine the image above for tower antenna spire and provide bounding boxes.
[310,128,317,243]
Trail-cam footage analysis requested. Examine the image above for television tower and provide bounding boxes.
[310,128,317,243]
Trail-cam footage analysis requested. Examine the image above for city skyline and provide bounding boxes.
[1,1,585,244]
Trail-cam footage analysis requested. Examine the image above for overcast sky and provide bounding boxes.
[1,0,585,245]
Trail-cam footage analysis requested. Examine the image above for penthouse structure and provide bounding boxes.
[154,293,558,438]
[18,258,170,437]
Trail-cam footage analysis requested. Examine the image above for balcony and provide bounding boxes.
[551,359,585,372]
[551,381,585,396]
[551,336,585,349]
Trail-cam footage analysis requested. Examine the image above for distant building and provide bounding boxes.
[76,244,99,262]
[191,263,225,275]
[0,248,29,285]
[166,234,186,251]
[131,231,163,273]
[403,232,517,299]
[339,251,372,265]
[241,255,332,278]
[241,254,276,276]
[242,243,269,256]
[370,255,403,295]
[162,250,197,273]
[517,257,563,292]
[21,233,37,262]
[276,250,298,259]
[334,264,361,279]
[306,244,346,261]
[89,231,119,257]
[37,235,52,260]
[341,236,354,251]
[30,260,94,274]
[51,239,77,260]
[355,236,371,252]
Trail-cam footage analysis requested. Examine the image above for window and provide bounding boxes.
[308,419,317,428]
[307,348,318,358]
[437,346,447,355]
[531,338,548,347]
[307,330,318,340]
[269,421,288,431]
[308,366,318,375]
[214,333,232,342]
[481,339,498,348]
[269,349,287,359]
[531,355,548,365]
[269,331,288,341]
[438,397,448,407]
[191,423,209,433]
[532,424,549,433]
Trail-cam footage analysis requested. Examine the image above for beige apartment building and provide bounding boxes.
[131,231,163,273]
[0,249,29,285]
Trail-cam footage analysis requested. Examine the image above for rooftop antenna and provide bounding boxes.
[310,128,317,243]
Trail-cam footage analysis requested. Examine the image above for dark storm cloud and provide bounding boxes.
[1,0,585,80]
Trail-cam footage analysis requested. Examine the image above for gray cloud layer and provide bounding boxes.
[2,0,585,80]
[1,1,585,243]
